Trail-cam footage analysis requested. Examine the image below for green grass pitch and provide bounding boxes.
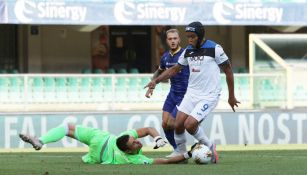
[1,147,307,175]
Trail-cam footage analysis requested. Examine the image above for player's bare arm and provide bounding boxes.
[136,127,160,138]
[152,68,165,80]
[153,146,194,164]
[219,60,240,112]
[145,68,165,98]
[144,64,182,90]
[136,127,168,149]
[153,154,187,164]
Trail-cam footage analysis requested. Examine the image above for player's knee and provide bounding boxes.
[184,120,197,134]
[183,122,192,132]
[162,122,168,130]
[167,120,175,130]
[174,120,184,132]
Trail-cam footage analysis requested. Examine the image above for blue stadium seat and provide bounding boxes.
[9,77,23,102]
[101,77,113,102]
[80,77,91,102]
[55,77,67,102]
[237,76,250,101]
[67,77,79,102]
[8,69,19,74]
[129,68,139,74]
[117,68,127,74]
[0,77,9,101]
[44,77,56,102]
[107,68,116,74]
[82,68,92,74]
[127,77,140,102]
[94,69,104,74]
[0,69,7,74]
[115,77,128,102]
[31,77,44,102]
[92,77,104,102]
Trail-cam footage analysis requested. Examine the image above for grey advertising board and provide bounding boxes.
[1,110,306,148]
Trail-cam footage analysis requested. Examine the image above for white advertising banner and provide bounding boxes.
[0,0,306,25]
[1,111,306,148]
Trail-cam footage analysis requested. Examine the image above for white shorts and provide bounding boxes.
[177,92,219,122]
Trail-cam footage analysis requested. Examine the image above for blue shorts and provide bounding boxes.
[162,91,185,118]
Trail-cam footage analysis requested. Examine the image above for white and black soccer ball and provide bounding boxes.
[191,144,212,164]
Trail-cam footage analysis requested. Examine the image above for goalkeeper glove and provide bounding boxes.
[183,151,192,159]
[183,143,198,159]
[153,136,168,149]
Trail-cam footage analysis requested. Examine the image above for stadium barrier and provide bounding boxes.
[0,73,305,112]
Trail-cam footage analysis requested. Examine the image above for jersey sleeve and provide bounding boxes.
[118,129,138,139]
[177,49,188,66]
[215,44,229,65]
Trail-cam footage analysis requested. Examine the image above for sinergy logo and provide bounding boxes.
[213,2,283,24]
[14,0,87,23]
[114,0,186,24]
[14,0,35,23]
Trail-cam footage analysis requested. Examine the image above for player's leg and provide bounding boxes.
[163,110,182,158]
[74,125,110,163]
[19,123,73,150]
[162,111,176,149]
[175,93,195,153]
[184,116,212,147]
[166,112,175,129]
[174,111,189,153]
[162,93,177,153]
[187,98,219,163]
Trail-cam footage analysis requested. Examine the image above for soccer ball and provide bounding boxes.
[191,144,212,164]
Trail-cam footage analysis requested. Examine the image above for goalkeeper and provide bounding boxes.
[19,123,192,164]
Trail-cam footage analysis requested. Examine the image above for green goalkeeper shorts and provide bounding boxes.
[75,125,110,164]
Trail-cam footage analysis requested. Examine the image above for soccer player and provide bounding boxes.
[19,123,193,164]
[145,21,240,164]
[145,28,189,158]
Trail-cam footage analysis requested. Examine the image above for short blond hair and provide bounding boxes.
[166,28,180,36]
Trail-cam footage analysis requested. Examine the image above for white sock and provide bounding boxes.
[192,126,212,147]
[63,124,69,135]
[174,132,187,153]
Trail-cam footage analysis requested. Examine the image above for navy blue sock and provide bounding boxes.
[164,129,177,150]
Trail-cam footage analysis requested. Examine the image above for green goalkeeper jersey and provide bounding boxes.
[75,126,153,165]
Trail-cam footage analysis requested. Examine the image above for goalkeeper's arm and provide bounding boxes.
[153,152,191,164]
[153,143,197,164]
[136,127,160,138]
[136,127,167,149]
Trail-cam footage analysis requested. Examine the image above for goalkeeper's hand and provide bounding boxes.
[153,136,168,149]
[190,142,198,151]
[183,143,198,159]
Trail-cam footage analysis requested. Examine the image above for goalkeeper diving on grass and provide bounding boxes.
[19,123,194,164]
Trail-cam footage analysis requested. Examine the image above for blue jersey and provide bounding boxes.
[159,48,189,94]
